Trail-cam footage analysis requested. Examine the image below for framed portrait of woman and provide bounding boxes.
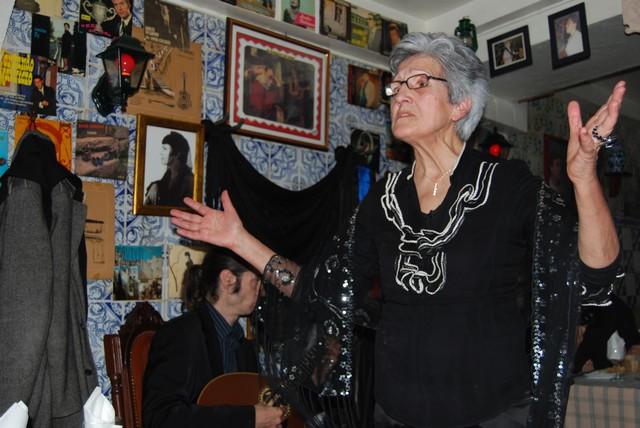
[133,115,204,216]
[548,3,590,69]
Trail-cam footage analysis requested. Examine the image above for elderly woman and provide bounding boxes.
[170,32,624,427]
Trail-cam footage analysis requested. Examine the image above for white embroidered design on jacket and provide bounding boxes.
[381,162,497,294]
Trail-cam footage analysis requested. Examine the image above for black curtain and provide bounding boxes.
[203,121,361,265]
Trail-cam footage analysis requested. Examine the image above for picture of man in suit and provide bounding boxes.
[105,0,133,37]
[31,75,56,116]
[60,23,74,72]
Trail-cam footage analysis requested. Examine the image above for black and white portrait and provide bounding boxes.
[143,125,196,207]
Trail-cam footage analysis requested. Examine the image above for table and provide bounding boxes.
[565,373,640,427]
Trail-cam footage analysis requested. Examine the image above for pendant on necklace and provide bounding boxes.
[432,183,439,197]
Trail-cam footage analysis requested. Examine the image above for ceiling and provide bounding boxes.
[368,1,640,121]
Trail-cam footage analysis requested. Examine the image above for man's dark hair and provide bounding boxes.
[162,131,190,163]
[181,246,256,311]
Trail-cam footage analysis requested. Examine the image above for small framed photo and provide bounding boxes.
[133,115,204,216]
[348,65,382,109]
[381,19,407,56]
[486,26,532,77]
[548,3,590,69]
[320,0,350,41]
[225,19,330,150]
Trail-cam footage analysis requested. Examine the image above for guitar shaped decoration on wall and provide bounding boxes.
[177,72,192,110]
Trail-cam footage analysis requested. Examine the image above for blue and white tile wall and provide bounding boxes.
[2,2,401,397]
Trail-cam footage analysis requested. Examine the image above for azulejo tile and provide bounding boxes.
[87,279,113,301]
[57,73,85,108]
[205,51,226,90]
[203,91,224,122]
[300,148,328,188]
[269,143,298,182]
[0,109,18,152]
[206,15,226,52]
[86,34,110,65]
[188,10,205,45]
[3,10,31,54]
[328,121,349,151]
[62,0,80,20]
[56,106,79,123]
[167,299,184,320]
[132,0,144,27]
[237,136,270,176]
[139,216,170,246]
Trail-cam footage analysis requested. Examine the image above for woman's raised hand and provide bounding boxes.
[566,80,626,186]
[170,190,244,250]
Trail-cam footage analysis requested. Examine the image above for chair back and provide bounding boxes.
[104,302,164,428]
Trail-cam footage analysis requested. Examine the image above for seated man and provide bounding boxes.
[574,294,640,373]
[143,246,283,428]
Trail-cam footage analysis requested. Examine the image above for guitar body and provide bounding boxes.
[197,372,305,428]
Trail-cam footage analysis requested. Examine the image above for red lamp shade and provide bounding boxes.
[119,53,136,77]
[488,143,502,157]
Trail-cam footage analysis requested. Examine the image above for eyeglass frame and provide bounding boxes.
[384,73,448,97]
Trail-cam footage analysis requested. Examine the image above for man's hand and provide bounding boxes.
[255,404,284,428]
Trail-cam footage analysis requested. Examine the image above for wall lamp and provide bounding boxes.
[91,35,155,117]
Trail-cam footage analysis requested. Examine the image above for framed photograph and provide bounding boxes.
[348,65,382,109]
[282,0,316,30]
[381,19,408,56]
[133,115,204,216]
[320,0,350,41]
[236,0,275,18]
[486,26,532,77]
[548,3,590,69]
[225,19,330,150]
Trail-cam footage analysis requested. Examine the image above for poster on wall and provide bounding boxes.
[75,120,129,180]
[114,245,163,300]
[127,27,202,124]
[381,19,407,56]
[236,0,275,18]
[350,6,380,51]
[320,0,350,41]
[14,115,72,170]
[167,244,207,299]
[282,0,316,30]
[348,65,382,109]
[0,50,37,113]
[0,130,7,178]
[80,0,117,37]
[31,14,86,75]
[83,182,115,280]
[14,0,62,17]
[144,0,189,49]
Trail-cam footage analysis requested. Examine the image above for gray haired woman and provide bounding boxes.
[170,32,626,427]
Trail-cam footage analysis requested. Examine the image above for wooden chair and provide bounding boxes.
[104,302,164,428]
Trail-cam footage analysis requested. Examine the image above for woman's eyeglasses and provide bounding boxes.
[384,73,448,97]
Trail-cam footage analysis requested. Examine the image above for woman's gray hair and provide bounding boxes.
[389,32,489,141]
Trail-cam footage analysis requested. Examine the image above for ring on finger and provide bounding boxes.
[591,125,617,149]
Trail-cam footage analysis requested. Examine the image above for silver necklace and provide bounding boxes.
[428,168,453,196]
